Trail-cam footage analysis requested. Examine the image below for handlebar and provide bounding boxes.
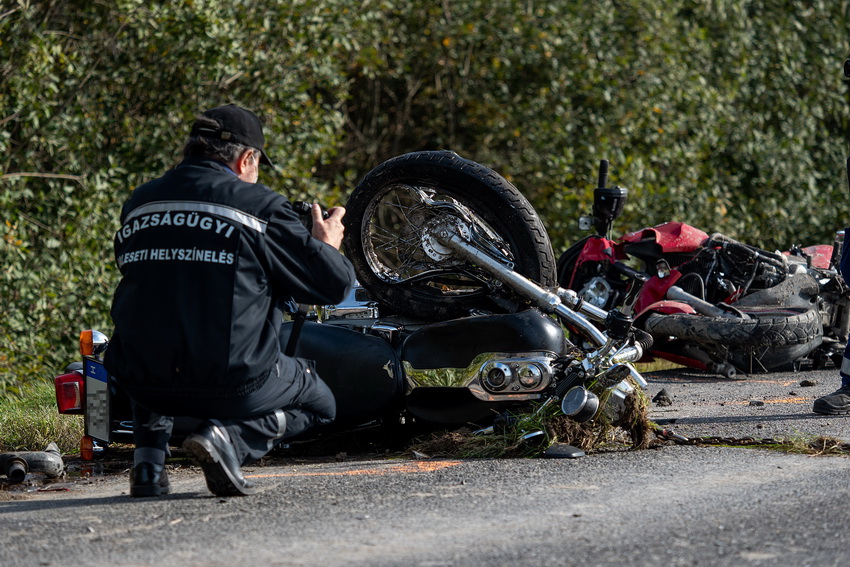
[707,233,787,271]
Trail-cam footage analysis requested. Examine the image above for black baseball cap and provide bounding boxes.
[191,104,274,167]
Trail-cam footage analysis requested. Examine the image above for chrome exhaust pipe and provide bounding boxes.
[0,443,65,483]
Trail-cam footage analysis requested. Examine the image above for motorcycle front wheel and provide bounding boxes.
[344,151,556,320]
[643,306,822,349]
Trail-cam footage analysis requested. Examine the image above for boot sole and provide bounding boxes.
[130,483,169,498]
[813,406,850,415]
[182,435,256,496]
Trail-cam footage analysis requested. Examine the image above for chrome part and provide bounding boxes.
[578,276,614,308]
[560,386,600,422]
[517,364,544,389]
[481,361,513,392]
[367,322,403,345]
[321,283,380,321]
[520,430,548,446]
[604,379,637,422]
[421,218,471,261]
[666,285,744,319]
[627,364,649,389]
[557,287,608,323]
[404,351,557,402]
[610,343,644,366]
[440,230,648,395]
[472,354,556,400]
[594,363,632,389]
[90,330,109,356]
[442,231,610,347]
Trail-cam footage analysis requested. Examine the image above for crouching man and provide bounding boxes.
[104,104,355,497]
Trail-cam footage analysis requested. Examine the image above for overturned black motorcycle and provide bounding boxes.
[55,151,652,457]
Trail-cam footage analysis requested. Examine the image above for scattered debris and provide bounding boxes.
[0,443,64,483]
[749,400,765,407]
[808,436,850,455]
[799,380,819,387]
[652,389,673,407]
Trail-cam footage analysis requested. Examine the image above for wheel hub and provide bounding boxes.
[421,218,471,261]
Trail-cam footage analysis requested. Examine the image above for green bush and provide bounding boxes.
[2,0,849,397]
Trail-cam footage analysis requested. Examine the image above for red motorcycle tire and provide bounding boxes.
[344,150,556,320]
[643,306,822,349]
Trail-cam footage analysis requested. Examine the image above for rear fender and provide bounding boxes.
[637,300,697,320]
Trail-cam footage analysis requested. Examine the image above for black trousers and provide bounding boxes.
[129,355,336,465]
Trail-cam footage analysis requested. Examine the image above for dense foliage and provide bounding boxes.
[2,0,849,396]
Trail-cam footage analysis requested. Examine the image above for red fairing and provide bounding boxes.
[576,236,627,263]
[621,221,709,253]
[568,236,627,287]
[783,245,834,270]
[634,270,683,314]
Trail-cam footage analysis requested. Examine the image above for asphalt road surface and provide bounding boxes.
[2,367,850,567]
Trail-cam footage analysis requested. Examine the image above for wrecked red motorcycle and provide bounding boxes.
[557,160,850,378]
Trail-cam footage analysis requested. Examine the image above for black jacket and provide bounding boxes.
[104,157,355,399]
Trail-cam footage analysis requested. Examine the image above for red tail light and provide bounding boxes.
[55,372,85,414]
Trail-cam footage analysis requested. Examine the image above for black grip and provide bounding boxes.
[597,159,609,189]
[620,272,649,316]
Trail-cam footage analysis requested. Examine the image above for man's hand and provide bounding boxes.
[311,203,345,250]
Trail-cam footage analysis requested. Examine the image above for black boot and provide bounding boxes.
[130,462,170,497]
[182,421,256,496]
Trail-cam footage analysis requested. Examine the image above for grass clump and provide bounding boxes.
[760,434,850,456]
[0,380,83,454]
[410,385,653,459]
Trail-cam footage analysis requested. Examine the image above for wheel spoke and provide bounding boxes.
[362,183,509,294]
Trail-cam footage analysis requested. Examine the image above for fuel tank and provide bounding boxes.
[401,309,568,369]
